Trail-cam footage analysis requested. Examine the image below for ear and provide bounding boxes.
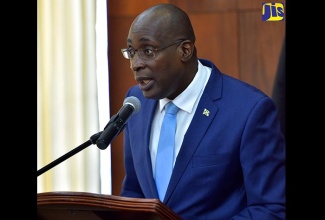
[179,40,194,62]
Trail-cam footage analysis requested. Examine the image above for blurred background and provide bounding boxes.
[37,0,286,196]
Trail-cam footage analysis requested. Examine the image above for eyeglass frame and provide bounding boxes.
[121,39,185,60]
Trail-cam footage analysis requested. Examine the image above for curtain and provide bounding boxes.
[37,0,109,193]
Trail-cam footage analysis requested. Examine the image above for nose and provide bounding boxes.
[130,54,146,72]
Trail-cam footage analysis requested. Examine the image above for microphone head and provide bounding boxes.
[123,96,141,113]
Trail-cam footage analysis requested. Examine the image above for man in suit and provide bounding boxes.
[119,3,286,220]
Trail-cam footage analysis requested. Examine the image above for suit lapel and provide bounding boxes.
[140,99,160,197]
[164,62,222,202]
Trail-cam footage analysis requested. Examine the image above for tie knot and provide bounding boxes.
[165,102,179,115]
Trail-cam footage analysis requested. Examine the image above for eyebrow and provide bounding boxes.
[127,37,154,45]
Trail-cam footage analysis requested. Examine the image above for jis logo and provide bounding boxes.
[262,3,284,21]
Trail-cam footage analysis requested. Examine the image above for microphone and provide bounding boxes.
[96,96,141,150]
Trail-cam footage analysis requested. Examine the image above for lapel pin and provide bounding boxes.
[203,108,210,116]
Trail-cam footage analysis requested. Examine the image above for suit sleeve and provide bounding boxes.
[233,96,286,219]
[119,90,146,198]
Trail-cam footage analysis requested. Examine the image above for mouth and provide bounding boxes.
[136,76,154,90]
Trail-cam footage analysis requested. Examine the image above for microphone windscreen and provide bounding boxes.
[123,96,141,113]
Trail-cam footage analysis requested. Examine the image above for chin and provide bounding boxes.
[142,91,162,100]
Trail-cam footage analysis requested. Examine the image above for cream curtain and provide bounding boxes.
[37,0,107,193]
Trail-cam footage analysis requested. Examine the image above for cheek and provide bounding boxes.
[154,64,174,82]
[152,54,181,83]
[156,55,180,72]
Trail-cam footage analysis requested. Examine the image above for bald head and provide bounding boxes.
[131,4,196,43]
[125,4,198,100]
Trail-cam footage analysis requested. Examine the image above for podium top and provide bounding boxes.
[37,191,182,220]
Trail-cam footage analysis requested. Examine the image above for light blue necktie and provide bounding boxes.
[155,101,179,201]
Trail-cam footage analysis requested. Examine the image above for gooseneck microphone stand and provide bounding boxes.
[37,113,124,177]
[37,131,103,177]
[37,113,125,177]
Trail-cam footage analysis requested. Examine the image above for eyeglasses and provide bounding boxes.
[121,39,184,60]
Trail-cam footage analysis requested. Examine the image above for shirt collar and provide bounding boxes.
[159,60,211,113]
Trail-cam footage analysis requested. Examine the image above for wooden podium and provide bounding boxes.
[37,191,182,220]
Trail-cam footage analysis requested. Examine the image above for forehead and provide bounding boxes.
[127,13,168,46]
[128,26,162,45]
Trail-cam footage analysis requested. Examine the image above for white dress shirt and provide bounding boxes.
[150,60,211,176]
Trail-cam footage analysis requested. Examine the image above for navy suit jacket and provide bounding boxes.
[120,59,286,220]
